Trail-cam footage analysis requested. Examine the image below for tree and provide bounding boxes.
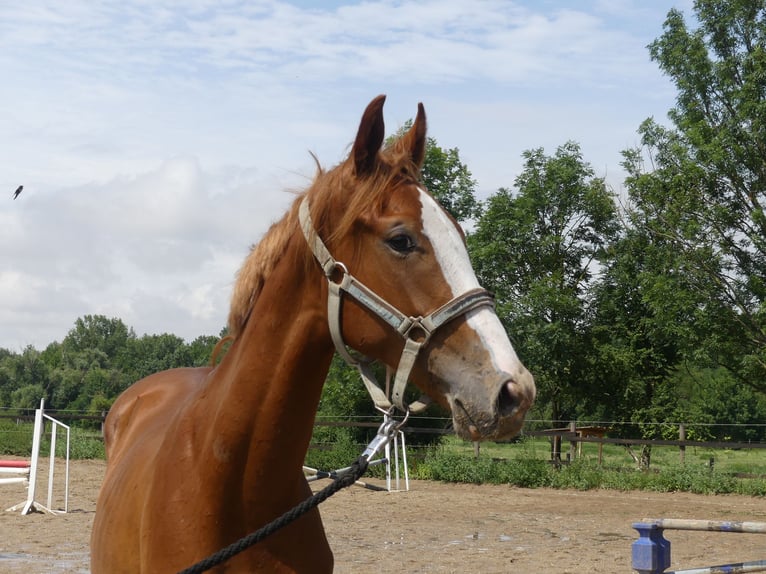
[63,315,134,363]
[187,335,220,367]
[588,227,681,423]
[624,1,766,392]
[470,142,619,438]
[0,316,224,411]
[116,333,192,385]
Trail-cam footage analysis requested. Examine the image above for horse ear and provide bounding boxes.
[352,95,386,176]
[401,103,427,169]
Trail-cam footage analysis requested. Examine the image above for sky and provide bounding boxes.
[0,0,691,351]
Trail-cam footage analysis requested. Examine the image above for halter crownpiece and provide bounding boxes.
[298,197,496,413]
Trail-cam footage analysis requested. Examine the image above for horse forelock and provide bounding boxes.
[324,145,422,243]
[227,141,422,341]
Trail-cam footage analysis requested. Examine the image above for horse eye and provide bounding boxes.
[386,234,416,254]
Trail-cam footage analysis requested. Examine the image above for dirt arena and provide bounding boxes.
[2,459,766,573]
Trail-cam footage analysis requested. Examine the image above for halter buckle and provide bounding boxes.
[325,261,348,284]
[398,317,432,344]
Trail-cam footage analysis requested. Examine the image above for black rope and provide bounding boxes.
[177,456,369,574]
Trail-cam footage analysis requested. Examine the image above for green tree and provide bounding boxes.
[624,1,766,392]
[117,333,192,385]
[0,347,49,409]
[10,346,50,402]
[470,142,619,434]
[588,227,681,424]
[63,315,134,363]
[11,384,45,410]
[187,335,220,367]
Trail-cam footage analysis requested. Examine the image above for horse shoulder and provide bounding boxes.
[104,367,212,463]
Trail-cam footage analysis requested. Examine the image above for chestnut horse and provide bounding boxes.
[90,95,535,573]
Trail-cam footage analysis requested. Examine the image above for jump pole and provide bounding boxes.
[303,458,389,491]
[0,460,31,486]
[633,518,766,574]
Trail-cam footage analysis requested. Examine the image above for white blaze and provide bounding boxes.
[418,189,522,375]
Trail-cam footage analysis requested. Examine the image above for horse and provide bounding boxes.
[90,95,536,573]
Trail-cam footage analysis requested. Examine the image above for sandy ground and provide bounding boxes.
[1,458,766,573]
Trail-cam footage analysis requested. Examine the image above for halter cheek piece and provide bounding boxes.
[299,197,495,414]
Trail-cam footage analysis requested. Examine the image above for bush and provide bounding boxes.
[0,420,33,456]
[648,464,737,495]
[735,478,766,496]
[494,458,552,488]
[68,431,105,459]
[409,448,765,496]
[304,430,366,475]
[551,460,604,490]
[418,450,553,487]
[0,420,105,459]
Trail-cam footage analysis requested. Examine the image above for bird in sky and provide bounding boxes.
[12,185,23,200]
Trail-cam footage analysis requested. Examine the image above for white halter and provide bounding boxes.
[299,197,495,413]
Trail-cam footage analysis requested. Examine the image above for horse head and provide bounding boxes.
[304,95,535,441]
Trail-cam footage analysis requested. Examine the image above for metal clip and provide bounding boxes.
[361,408,410,462]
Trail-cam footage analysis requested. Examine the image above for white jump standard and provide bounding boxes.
[3,399,70,515]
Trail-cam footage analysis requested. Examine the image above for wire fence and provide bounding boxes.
[3,409,766,467]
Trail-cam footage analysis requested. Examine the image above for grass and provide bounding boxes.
[0,420,104,460]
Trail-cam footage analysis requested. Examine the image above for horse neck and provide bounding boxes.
[208,242,335,477]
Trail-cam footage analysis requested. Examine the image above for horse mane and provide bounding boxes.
[226,137,422,340]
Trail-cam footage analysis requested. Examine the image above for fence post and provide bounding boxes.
[679,423,685,464]
[569,421,577,461]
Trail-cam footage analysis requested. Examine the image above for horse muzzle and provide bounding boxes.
[448,369,536,442]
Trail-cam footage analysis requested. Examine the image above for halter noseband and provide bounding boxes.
[299,197,495,413]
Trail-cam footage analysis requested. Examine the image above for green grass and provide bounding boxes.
[0,420,104,460]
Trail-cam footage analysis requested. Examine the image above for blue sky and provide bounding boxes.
[0,0,690,350]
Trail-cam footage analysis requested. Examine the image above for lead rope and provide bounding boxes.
[176,413,405,574]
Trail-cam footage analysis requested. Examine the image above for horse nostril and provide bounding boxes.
[496,381,518,417]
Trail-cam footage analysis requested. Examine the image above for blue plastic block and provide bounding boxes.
[632,522,671,574]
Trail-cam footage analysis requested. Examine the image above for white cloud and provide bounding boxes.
[0,0,679,349]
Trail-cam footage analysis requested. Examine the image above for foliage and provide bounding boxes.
[418,451,549,486]
[623,0,766,393]
[415,447,766,495]
[0,420,104,459]
[469,142,620,424]
[0,315,220,414]
[0,420,32,455]
[648,463,738,495]
[303,430,361,475]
